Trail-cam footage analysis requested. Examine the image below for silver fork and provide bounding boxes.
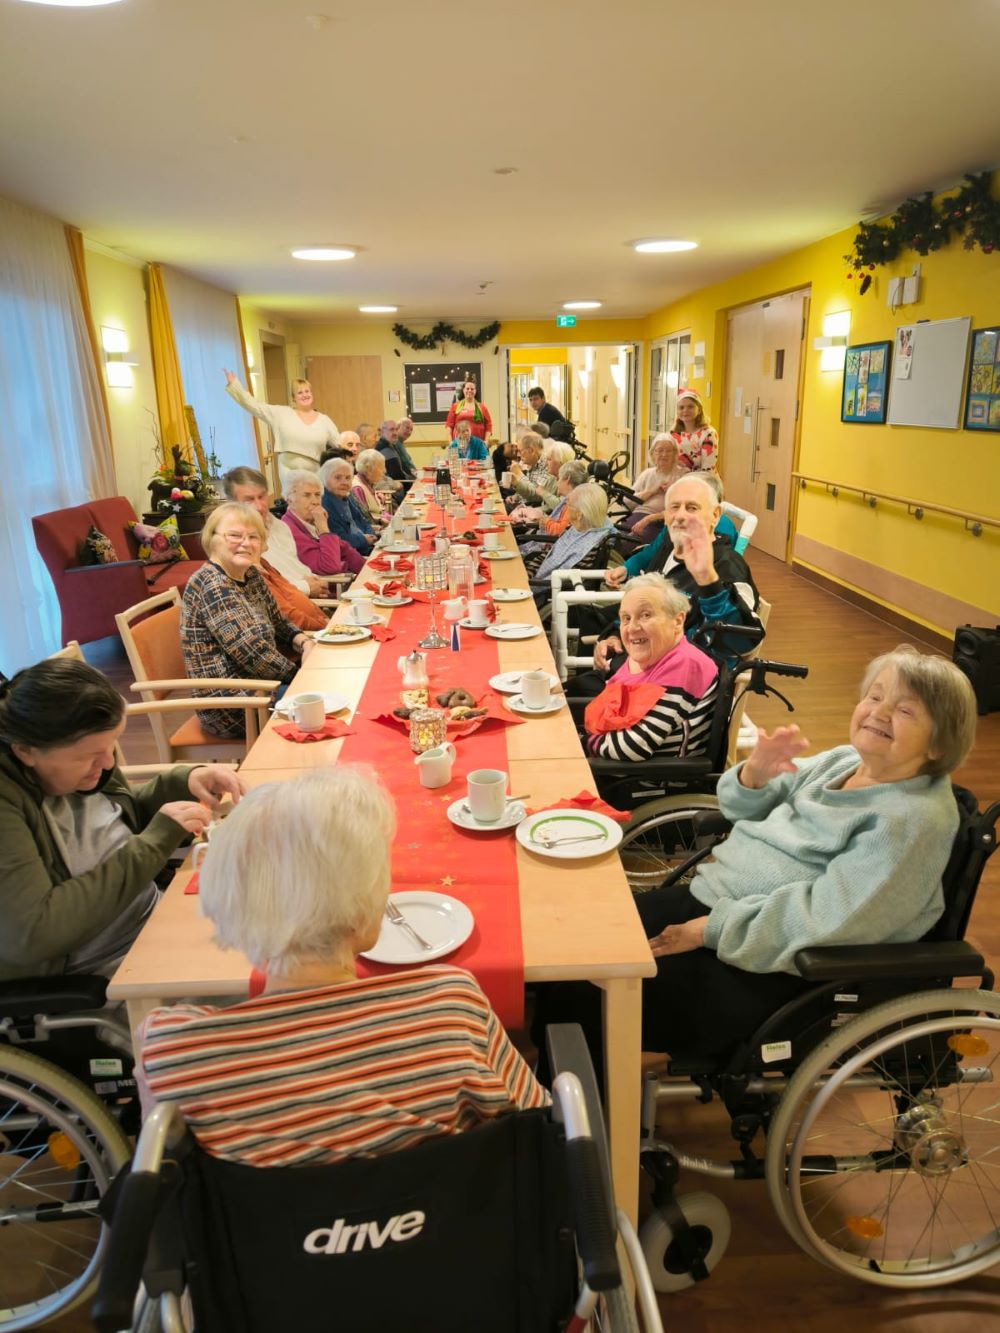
[384,899,433,951]
[533,828,608,848]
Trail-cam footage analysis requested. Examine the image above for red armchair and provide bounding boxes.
[32,497,205,646]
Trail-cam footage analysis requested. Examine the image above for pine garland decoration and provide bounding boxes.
[392,320,501,351]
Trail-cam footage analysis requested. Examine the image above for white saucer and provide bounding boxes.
[361,892,474,965]
[485,623,542,640]
[418,522,436,530]
[458,617,490,629]
[481,550,516,561]
[374,595,413,607]
[491,588,531,603]
[274,691,350,718]
[446,799,527,832]
[489,670,560,694]
[504,693,566,716]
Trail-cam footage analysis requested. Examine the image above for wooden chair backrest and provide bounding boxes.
[116,589,185,702]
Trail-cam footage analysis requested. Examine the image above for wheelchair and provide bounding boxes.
[0,973,138,1329]
[630,787,1000,1291]
[92,1026,664,1333]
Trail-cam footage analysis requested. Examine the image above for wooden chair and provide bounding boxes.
[115,589,279,765]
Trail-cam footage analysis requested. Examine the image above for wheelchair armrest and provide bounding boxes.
[0,974,108,1019]
[794,939,986,982]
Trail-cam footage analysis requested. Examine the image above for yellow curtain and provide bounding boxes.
[64,225,113,448]
[146,263,189,463]
[235,296,266,474]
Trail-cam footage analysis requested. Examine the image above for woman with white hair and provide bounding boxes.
[351,449,392,529]
[626,434,685,533]
[319,457,375,555]
[513,459,589,542]
[222,370,340,489]
[281,470,363,576]
[533,483,616,581]
[584,575,719,762]
[138,767,547,1166]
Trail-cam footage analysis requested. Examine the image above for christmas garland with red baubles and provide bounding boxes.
[845,171,1000,293]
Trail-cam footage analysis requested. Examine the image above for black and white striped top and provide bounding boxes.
[586,676,719,763]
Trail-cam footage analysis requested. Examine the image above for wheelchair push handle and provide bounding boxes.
[91,1169,162,1333]
[738,657,809,713]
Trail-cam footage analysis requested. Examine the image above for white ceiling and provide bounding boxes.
[1,0,998,322]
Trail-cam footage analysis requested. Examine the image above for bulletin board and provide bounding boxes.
[886,317,971,429]
[404,361,483,425]
[841,341,891,423]
[964,326,1000,431]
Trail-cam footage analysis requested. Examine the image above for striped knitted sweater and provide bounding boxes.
[140,966,547,1167]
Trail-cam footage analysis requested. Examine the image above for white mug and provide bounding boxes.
[466,599,489,627]
[481,497,496,513]
[415,741,457,789]
[442,597,466,620]
[501,471,513,488]
[403,524,419,544]
[476,512,492,529]
[293,691,327,731]
[467,769,508,822]
[351,600,375,625]
[520,671,551,709]
[399,503,415,518]
[483,531,501,551]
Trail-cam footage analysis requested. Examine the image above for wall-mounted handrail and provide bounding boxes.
[791,472,1000,538]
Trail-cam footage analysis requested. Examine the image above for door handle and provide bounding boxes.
[750,402,767,482]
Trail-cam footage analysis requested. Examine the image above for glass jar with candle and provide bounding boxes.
[409,707,447,754]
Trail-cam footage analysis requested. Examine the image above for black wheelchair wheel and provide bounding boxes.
[765,988,1000,1287]
[0,1045,130,1329]
[618,796,721,895]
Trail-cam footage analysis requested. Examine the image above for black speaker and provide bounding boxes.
[953,625,1000,715]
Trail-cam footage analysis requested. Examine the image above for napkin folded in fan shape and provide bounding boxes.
[273,718,356,743]
[364,579,407,597]
[523,791,631,823]
[369,556,414,573]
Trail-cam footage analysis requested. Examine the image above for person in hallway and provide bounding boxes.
[377,418,416,484]
[0,657,243,980]
[181,503,314,739]
[527,386,567,431]
[534,647,978,1081]
[670,388,718,473]
[319,457,375,556]
[394,416,419,474]
[452,419,489,461]
[281,472,364,577]
[222,370,340,489]
[222,467,333,599]
[445,379,492,442]
[138,767,548,1164]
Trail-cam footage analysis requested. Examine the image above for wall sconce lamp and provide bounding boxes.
[813,312,851,371]
[101,326,138,388]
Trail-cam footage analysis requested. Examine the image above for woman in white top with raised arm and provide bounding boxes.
[223,370,340,490]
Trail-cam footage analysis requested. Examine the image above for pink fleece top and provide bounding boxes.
[282,510,363,576]
[610,635,718,694]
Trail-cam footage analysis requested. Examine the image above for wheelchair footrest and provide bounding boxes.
[794,940,985,982]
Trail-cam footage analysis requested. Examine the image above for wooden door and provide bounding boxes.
[305,355,384,434]
[722,290,808,560]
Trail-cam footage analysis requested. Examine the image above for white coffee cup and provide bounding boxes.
[415,741,457,789]
[434,536,450,555]
[520,671,551,709]
[502,471,513,487]
[351,599,375,625]
[467,768,508,822]
[481,497,496,513]
[442,597,466,620]
[483,531,501,551]
[292,691,326,731]
[399,503,415,519]
[477,512,493,529]
[466,599,489,627]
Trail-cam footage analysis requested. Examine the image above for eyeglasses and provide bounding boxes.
[220,531,262,546]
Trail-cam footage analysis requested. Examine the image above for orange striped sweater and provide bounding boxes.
[139,966,548,1167]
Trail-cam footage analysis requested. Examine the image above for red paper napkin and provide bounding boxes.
[523,791,631,823]
[183,870,200,895]
[369,624,397,642]
[584,682,663,734]
[364,579,407,597]
[273,719,355,743]
[369,557,414,573]
[484,593,497,623]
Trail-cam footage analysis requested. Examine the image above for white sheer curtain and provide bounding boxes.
[0,195,117,672]
[161,268,257,475]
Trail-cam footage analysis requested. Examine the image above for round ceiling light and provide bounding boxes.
[359,305,398,314]
[563,300,602,311]
[291,246,356,261]
[632,239,698,254]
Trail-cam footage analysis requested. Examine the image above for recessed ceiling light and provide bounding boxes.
[16,0,127,6]
[632,239,698,254]
[563,300,602,311]
[291,246,356,262]
[359,305,398,314]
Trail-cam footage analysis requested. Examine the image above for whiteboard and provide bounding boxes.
[887,316,971,429]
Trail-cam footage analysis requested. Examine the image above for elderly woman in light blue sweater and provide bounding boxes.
[534,646,978,1074]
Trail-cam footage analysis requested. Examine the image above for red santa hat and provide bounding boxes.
[676,387,702,406]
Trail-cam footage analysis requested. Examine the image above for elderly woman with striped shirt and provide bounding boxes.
[138,767,547,1166]
[584,575,718,762]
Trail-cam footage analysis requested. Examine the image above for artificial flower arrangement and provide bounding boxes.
[148,445,221,515]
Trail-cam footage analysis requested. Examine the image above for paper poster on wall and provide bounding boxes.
[964,326,1000,431]
[435,382,462,412]
[409,382,432,414]
[895,327,914,379]
[841,340,891,423]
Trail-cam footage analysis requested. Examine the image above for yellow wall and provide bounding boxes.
[509,346,568,369]
[642,223,1000,631]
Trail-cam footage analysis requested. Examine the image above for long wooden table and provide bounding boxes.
[109,483,655,1222]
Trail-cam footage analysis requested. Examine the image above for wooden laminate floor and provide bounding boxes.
[50,553,1000,1330]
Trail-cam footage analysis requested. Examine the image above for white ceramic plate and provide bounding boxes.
[458,617,490,630]
[491,587,532,603]
[383,542,420,554]
[418,522,436,530]
[485,623,542,640]
[361,892,474,965]
[481,550,516,561]
[374,594,413,607]
[274,691,350,718]
[488,670,560,695]
[504,693,566,716]
[515,810,623,860]
[313,625,373,644]
[446,798,527,832]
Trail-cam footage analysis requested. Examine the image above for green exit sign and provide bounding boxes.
[556,314,577,327]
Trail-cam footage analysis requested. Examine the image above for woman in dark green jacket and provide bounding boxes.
[0,658,244,979]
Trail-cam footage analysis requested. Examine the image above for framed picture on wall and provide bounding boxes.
[841,341,892,424]
[963,326,1000,431]
[403,361,482,425]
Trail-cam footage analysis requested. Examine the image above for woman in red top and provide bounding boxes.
[446,379,493,441]
[671,388,718,473]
